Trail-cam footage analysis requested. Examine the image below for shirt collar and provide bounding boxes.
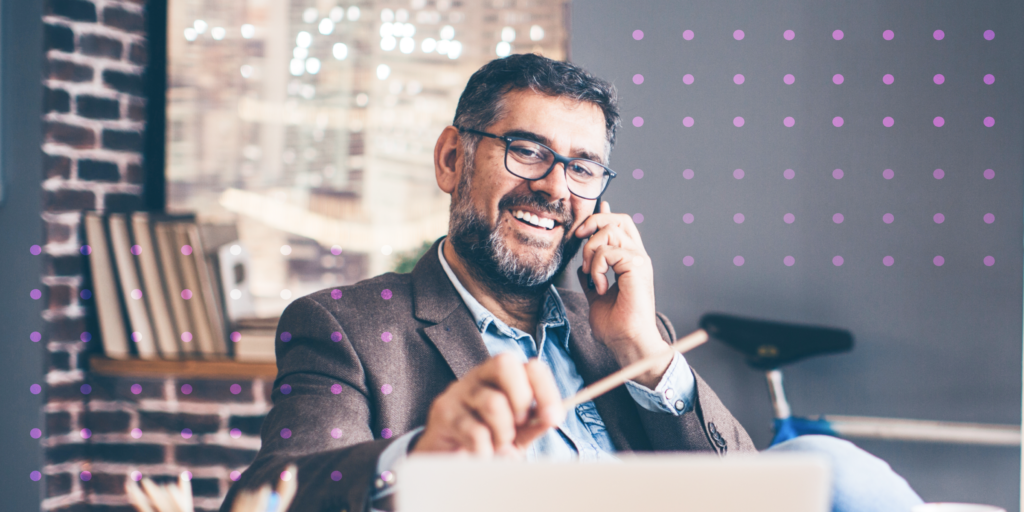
[438,239,569,345]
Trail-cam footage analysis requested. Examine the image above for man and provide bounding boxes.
[222,54,922,512]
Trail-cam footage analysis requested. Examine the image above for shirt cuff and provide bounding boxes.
[370,426,425,502]
[625,352,696,415]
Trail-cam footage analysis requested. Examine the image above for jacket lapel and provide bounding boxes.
[560,291,652,452]
[412,237,490,379]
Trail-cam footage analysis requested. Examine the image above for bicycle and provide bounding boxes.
[699,313,1021,447]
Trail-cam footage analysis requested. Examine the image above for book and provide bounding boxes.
[232,328,277,363]
[108,214,159,360]
[188,223,229,357]
[216,242,256,323]
[175,223,224,358]
[131,212,182,359]
[155,221,200,359]
[84,212,131,360]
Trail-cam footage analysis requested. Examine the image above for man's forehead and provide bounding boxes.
[493,89,609,157]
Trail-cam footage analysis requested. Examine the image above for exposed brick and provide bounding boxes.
[47,382,88,402]
[48,349,72,371]
[102,70,143,95]
[48,0,98,22]
[45,23,75,52]
[83,410,130,433]
[48,59,94,82]
[79,34,123,59]
[44,153,72,179]
[101,7,144,33]
[47,283,73,309]
[78,159,120,181]
[47,411,72,435]
[77,96,120,120]
[139,411,220,434]
[83,375,163,401]
[128,42,147,65]
[91,443,165,464]
[180,379,254,403]
[46,253,83,276]
[44,188,97,212]
[45,87,71,113]
[191,477,220,497]
[46,442,89,464]
[45,316,89,342]
[46,219,74,243]
[175,445,258,467]
[102,129,142,151]
[46,472,73,498]
[103,193,142,212]
[46,122,96,148]
[83,472,125,495]
[127,102,145,122]
[228,415,266,436]
[50,504,91,512]
[126,163,143,183]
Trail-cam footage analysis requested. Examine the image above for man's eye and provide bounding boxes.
[512,146,542,159]
[568,163,595,177]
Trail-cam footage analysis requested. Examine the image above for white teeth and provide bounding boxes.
[512,210,556,230]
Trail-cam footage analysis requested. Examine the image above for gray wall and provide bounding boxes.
[0,0,45,509]
[572,0,1023,508]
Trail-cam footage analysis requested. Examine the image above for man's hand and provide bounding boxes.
[410,353,564,457]
[573,201,672,388]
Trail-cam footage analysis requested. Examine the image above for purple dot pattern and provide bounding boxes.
[784,256,795,266]
[181,428,192,439]
[131,384,142,394]
[683,213,694,224]
[381,384,393,395]
[883,169,895,180]
[783,169,795,180]
[933,256,945,266]
[883,117,894,127]
[984,116,995,127]
[31,428,42,438]
[331,383,343,394]
[683,74,694,85]
[81,471,92,481]
[984,30,995,40]
[382,428,393,439]
[80,245,92,255]
[281,384,292,394]
[934,74,945,85]
[934,213,945,224]
[181,289,192,300]
[30,289,42,300]
[733,213,745,224]
[984,74,995,85]
[281,428,292,439]
[833,30,844,40]
[31,331,41,342]
[30,384,41,394]
[633,213,644,224]
[733,256,744,267]
[381,331,393,343]
[984,256,995,266]
[733,30,744,40]
[733,74,745,85]
[883,256,895,267]
[733,117,744,127]
[832,117,844,127]
[31,471,42,482]
[733,169,744,179]
[80,289,92,300]
[832,169,844,180]
[784,30,795,40]
[632,117,643,127]
[883,74,894,85]
[682,169,694,179]
[332,428,343,439]
[784,116,795,127]
[30,245,42,255]
[132,428,142,438]
[81,332,92,342]
[231,331,241,342]
[833,256,844,266]
[682,116,694,127]
[231,428,242,438]
[784,213,795,224]
[181,384,192,394]
[280,331,292,342]
[632,29,643,40]
[883,213,895,224]
[230,383,242,395]
[181,245,192,255]
[784,74,795,85]
[181,332,192,343]
[682,30,694,41]
[683,256,694,267]
[331,289,342,299]
[633,74,644,85]
[331,331,343,342]
[933,169,945,180]
[632,169,643,179]
[833,74,844,85]
[883,30,894,40]
[933,116,945,127]
[81,384,91,395]
[984,213,995,224]
[934,30,945,40]
[984,169,995,179]
[833,213,844,224]
[331,471,343,481]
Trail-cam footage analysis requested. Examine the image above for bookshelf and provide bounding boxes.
[89,355,277,379]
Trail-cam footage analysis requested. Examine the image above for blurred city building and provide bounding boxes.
[167,0,569,317]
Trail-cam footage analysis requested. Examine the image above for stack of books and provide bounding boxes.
[83,212,278,362]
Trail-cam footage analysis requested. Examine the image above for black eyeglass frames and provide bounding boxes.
[455,125,616,200]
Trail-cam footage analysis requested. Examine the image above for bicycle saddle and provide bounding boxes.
[699,313,854,370]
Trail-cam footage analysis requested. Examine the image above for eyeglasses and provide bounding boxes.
[455,125,616,200]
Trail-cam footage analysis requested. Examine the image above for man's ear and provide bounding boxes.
[434,125,461,194]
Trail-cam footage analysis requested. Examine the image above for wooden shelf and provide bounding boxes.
[90,355,277,379]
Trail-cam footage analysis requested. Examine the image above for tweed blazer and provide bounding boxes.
[221,237,755,512]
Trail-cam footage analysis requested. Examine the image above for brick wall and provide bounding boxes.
[40,1,270,510]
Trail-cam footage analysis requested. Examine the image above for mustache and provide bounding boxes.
[496,193,574,227]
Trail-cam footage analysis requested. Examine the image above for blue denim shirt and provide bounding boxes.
[369,240,697,505]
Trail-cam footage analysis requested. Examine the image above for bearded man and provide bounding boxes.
[221,54,922,512]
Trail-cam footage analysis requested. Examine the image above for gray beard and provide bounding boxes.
[447,162,583,300]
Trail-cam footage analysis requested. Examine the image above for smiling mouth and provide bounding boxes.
[510,209,559,231]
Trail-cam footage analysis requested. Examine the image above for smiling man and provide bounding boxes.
[221,54,922,512]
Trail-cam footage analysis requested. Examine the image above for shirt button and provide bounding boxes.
[664,388,675,400]
[674,400,686,411]
[374,478,385,489]
[382,470,395,484]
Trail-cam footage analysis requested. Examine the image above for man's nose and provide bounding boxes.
[527,162,572,202]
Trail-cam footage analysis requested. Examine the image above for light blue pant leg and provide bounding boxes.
[766,435,924,512]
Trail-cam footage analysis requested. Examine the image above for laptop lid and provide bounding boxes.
[397,453,830,512]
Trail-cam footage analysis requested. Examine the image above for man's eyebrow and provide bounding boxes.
[501,129,606,164]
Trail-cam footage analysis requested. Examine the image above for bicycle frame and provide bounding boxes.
[765,369,1021,447]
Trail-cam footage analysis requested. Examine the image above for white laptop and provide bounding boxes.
[396,453,831,512]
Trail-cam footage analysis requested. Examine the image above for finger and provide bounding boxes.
[576,265,599,303]
[515,359,564,448]
[465,386,517,451]
[601,200,610,214]
[473,352,535,425]
[589,245,630,295]
[453,413,495,456]
[580,223,629,274]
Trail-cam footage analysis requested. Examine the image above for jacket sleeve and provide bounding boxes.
[631,312,757,456]
[219,296,393,512]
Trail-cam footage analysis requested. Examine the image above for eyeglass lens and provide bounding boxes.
[505,139,608,199]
